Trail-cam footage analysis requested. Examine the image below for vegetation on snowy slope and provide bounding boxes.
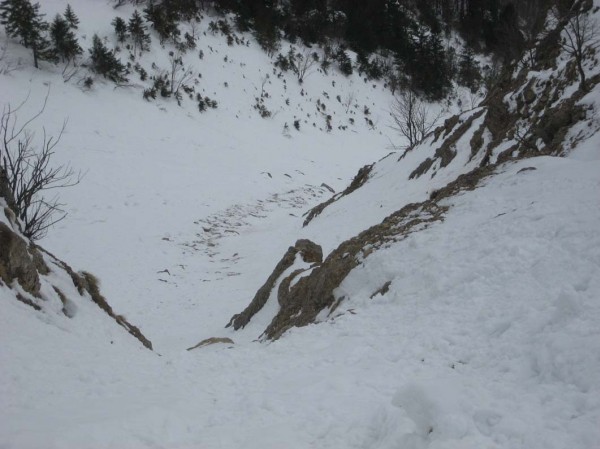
[1,0,555,101]
[229,0,600,339]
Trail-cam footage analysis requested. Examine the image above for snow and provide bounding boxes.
[300,107,488,253]
[1,1,600,448]
[335,156,600,449]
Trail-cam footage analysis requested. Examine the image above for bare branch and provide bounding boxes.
[390,89,441,151]
[295,49,317,84]
[0,95,81,240]
[343,91,356,113]
[556,5,600,91]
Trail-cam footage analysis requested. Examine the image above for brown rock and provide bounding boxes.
[226,239,323,330]
[295,239,323,264]
[187,337,234,351]
[0,222,41,296]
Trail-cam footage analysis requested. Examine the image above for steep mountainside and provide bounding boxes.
[229,0,600,339]
[0,171,152,349]
[1,0,599,448]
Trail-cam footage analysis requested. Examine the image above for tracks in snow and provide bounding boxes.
[163,184,331,282]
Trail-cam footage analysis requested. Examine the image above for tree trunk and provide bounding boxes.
[577,56,587,91]
[33,46,39,69]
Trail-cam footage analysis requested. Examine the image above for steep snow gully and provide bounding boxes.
[1,0,600,448]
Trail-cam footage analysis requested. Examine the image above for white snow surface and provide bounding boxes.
[1,1,600,448]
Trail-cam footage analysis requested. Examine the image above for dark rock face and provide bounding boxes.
[0,198,153,350]
[303,164,374,227]
[0,168,16,211]
[79,271,153,351]
[226,239,323,331]
[295,239,323,263]
[0,221,42,296]
[230,164,499,340]
[260,200,448,340]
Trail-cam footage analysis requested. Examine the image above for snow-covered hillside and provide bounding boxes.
[0,0,409,351]
[1,0,599,448]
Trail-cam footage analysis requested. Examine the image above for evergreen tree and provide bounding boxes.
[144,3,180,45]
[420,32,451,100]
[0,0,55,68]
[112,16,128,43]
[89,34,127,82]
[335,47,353,76]
[403,25,451,100]
[128,10,150,54]
[457,47,481,92]
[173,0,200,21]
[50,14,82,63]
[63,3,79,30]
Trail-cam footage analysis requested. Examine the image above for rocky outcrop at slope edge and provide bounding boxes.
[302,164,374,227]
[0,170,152,350]
[230,165,497,340]
[226,239,322,331]
[229,0,600,340]
[303,0,597,224]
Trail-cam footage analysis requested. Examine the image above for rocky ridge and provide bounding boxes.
[0,169,152,350]
[229,0,600,340]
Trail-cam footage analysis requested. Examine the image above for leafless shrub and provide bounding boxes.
[62,60,81,83]
[343,91,356,113]
[555,4,600,91]
[513,120,538,151]
[296,49,317,84]
[168,51,194,104]
[390,89,441,150]
[0,93,81,240]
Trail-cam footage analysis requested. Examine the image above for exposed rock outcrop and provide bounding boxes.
[187,337,235,350]
[303,164,373,227]
[231,164,498,340]
[0,168,16,212]
[0,189,153,350]
[0,221,44,297]
[226,239,322,330]
[229,2,600,340]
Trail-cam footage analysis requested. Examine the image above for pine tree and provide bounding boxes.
[112,16,128,43]
[50,14,82,63]
[89,34,127,83]
[0,0,55,68]
[457,48,480,92]
[63,4,79,30]
[403,25,451,100]
[144,3,179,45]
[335,48,353,76]
[128,10,150,54]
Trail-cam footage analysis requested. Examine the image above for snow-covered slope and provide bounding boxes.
[230,0,600,342]
[3,146,598,449]
[298,5,600,252]
[0,0,412,352]
[1,0,600,448]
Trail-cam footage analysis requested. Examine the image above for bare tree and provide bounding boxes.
[342,90,356,113]
[167,51,194,105]
[0,93,81,240]
[295,49,317,84]
[557,4,600,91]
[390,89,441,150]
